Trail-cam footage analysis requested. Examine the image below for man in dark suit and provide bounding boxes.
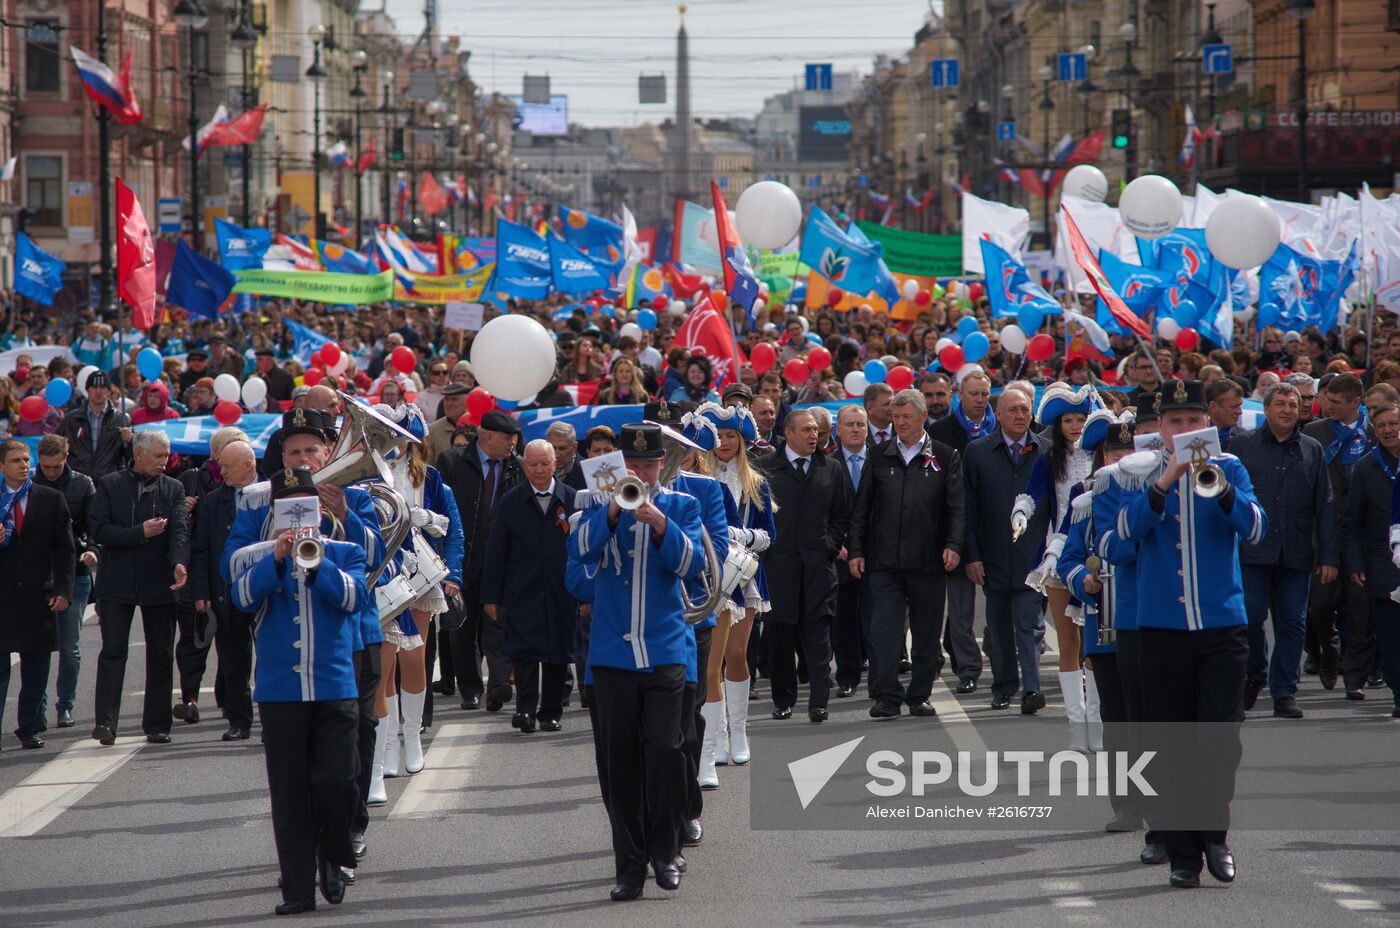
[831,405,873,696]
[437,409,523,711]
[0,439,76,749]
[252,347,296,404]
[481,439,579,732]
[864,382,894,448]
[963,388,1051,713]
[848,390,965,719]
[545,421,588,491]
[759,409,851,722]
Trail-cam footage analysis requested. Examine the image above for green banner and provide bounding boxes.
[232,269,394,304]
[758,252,809,278]
[854,222,961,277]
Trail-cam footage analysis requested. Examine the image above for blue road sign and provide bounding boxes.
[804,63,833,91]
[930,59,959,89]
[1202,43,1233,75]
[996,121,1017,142]
[1058,52,1087,82]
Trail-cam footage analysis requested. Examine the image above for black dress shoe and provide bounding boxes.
[1205,843,1235,882]
[1169,869,1201,888]
[351,832,367,860]
[432,680,455,696]
[485,684,513,712]
[809,707,828,723]
[338,866,355,884]
[990,695,1010,710]
[868,702,901,719]
[772,706,793,720]
[1243,676,1265,711]
[92,725,116,746]
[956,678,977,694]
[275,899,316,915]
[683,818,703,846]
[1319,671,1338,690]
[609,883,643,902]
[1140,842,1168,865]
[318,857,345,905]
[185,703,200,724]
[460,695,481,710]
[19,733,44,749]
[146,732,171,744]
[539,717,561,732]
[1273,695,1303,719]
[222,726,251,742]
[1021,691,1046,715]
[1368,671,1385,688]
[57,709,74,728]
[1345,686,1365,701]
[899,659,913,674]
[653,861,681,891]
[674,854,687,873]
[511,712,537,733]
[908,701,936,717]
[835,685,855,698]
[172,702,189,721]
[1303,655,1318,675]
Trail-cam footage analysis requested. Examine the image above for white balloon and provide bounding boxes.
[902,279,919,301]
[735,181,804,250]
[1205,195,1282,269]
[75,365,97,397]
[329,352,350,376]
[843,370,868,397]
[470,314,558,402]
[241,377,268,409]
[999,324,1028,355]
[935,337,955,352]
[618,322,643,340]
[1119,175,1182,240]
[1062,164,1109,203]
[214,373,241,404]
[956,362,983,381]
[671,300,687,313]
[1157,317,1181,340]
[797,315,810,333]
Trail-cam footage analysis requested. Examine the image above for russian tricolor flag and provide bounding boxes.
[71,47,143,126]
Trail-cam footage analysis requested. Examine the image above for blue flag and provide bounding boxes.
[558,207,624,274]
[283,317,334,366]
[314,239,374,275]
[549,237,613,294]
[846,222,901,305]
[1095,249,1173,334]
[215,217,272,271]
[167,239,237,319]
[798,205,882,297]
[979,238,1060,320]
[495,220,552,300]
[14,232,65,306]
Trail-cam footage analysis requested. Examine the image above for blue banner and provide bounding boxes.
[1095,248,1173,334]
[558,207,624,273]
[549,237,613,294]
[167,239,237,319]
[495,219,552,300]
[14,232,65,306]
[798,205,882,297]
[845,221,901,305]
[283,317,335,366]
[1258,242,1356,334]
[980,238,1060,320]
[215,217,272,271]
[314,239,374,275]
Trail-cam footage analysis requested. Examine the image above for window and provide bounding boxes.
[25,20,60,93]
[25,156,63,226]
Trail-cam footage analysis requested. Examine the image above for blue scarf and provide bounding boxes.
[952,398,997,440]
[0,477,32,547]
[1371,443,1397,481]
[1326,407,1369,465]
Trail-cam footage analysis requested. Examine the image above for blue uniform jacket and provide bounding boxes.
[728,481,776,609]
[1057,482,1117,656]
[1090,470,1142,634]
[672,472,735,684]
[1116,454,1265,631]
[232,539,369,702]
[421,467,465,586]
[568,487,707,672]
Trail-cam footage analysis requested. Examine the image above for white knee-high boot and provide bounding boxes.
[400,689,426,774]
[383,694,401,778]
[723,678,751,765]
[368,716,388,805]
[712,691,730,766]
[698,701,723,789]
[1084,669,1103,752]
[1060,670,1089,753]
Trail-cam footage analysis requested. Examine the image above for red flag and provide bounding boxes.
[113,50,144,126]
[419,172,447,215]
[1049,131,1107,193]
[201,104,268,149]
[116,178,156,329]
[154,239,177,297]
[356,138,378,176]
[663,263,706,299]
[673,299,746,387]
[1060,205,1152,339]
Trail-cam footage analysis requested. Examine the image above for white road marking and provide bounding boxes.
[387,722,487,820]
[929,680,989,755]
[0,737,145,837]
[1317,880,1386,915]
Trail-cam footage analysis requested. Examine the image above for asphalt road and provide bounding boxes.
[1,611,1398,928]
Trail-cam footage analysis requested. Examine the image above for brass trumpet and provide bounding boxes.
[293,528,323,572]
[1191,461,1228,499]
[614,475,648,511]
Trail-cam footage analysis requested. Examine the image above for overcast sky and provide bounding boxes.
[383,0,934,126]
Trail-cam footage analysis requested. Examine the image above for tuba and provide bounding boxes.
[655,425,728,624]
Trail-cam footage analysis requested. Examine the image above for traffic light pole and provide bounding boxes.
[96,1,114,318]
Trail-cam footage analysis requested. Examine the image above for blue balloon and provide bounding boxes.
[863,359,888,384]
[636,308,657,330]
[496,399,518,410]
[926,359,940,372]
[1173,299,1198,325]
[45,378,73,407]
[962,331,990,363]
[805,332,823,346]
[1259,302,1281,326]
[956,315,979,337]
[1017,305,1045,334]
[136,347,163,381]
[599,304,616,318]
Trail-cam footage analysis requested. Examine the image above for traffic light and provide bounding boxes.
[15,207,38,233]
[390,128,404,161]
[1111,109,1130,149]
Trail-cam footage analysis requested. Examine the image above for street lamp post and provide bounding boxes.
[349,50,368,244]
[1287,0,1316,202]
[1111,22,1141,182]
[95,0,115,316]
[381,71,396,226]
[306,24,328,239]
[1038,64,1054,249]
[230,2,259,228]
[174,0,209,250]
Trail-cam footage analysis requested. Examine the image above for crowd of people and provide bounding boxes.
[1,278,1398,908]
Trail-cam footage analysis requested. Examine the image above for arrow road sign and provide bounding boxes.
[1202,43,1233,75]
[997,121,1017,142]
[1058,53,1087,82]
[930,59,959,89]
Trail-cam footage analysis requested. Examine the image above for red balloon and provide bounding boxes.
[19,395,48,422]
[750,342,777,375]
[456,411,480,428]
[886,365,915,391]
[303,368,324,387]
[914,289,932,306]
[1175,327,1200,351]
[1026,333,1056,362]
[651,294,669,311]
[782,358,810,385]
[404,392,417,404]
[390,345,417,375]
[967,282,985,302]
[321,342,342,367]
[466,386,496,418]
[827,288,845,307]
[214,401,242,425]
[938,345,965,371]
[807,345,832,372]
[310,350,324,368]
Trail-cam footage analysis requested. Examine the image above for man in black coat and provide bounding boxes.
[962,388,1051,713]
[481,439,579,732]
[831,404,873,697]
[437,409,523,711]
[89,430,191,745]
[848,390,965,719]
[0,439,76,750]
[252,347,295,404]
[60,371,132,481]
[759,409,852,722]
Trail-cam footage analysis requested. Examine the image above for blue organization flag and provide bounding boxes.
[845,222,901,305]
[798,205,882,297]
[558,206,625,274]
[1258,242,1356,334]
[214,217,272,271]
[314,239,375,275]
[14,232,66,306]
[167,239,237,319]
[979,238,1059,319]
[1095,248,1173,334]
[283,317,334,366]
[495,219,553,300]
[549,237,613,294]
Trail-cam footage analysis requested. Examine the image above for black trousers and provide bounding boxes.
[435,617,455,686]
[833,577,871,690]
[422,616,437,727]
[1310,571,1375,686]
[1366,599,1400,700]
[259,699,359,904]
[449,580,510,699]
[869,570,946,707]
[350,646,382,835]
[768,609,834,712]
[514,660,567,720]
[174,604,214,704]
[1136,625,1247,874]
[591,664,686,887]
[94,601,177,736]
[1112,629,1162,847]
[685,625,711,824]
[214,609,254,730]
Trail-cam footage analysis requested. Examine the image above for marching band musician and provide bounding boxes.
[566,422,708,902]
[1111,380,1266,890]
[230,469,370,915]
